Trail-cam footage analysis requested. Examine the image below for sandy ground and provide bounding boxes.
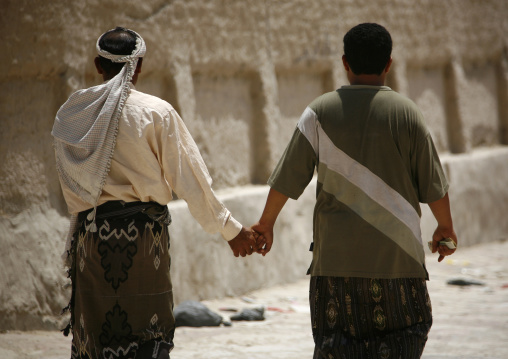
[1,240,507,359]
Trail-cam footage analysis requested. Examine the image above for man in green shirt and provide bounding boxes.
[253,23,457,358]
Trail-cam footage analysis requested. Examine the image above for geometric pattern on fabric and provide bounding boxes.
[97,220,138,292]
[69,216,175,359]
[147,222,165,270]
[99,302,136,351]
[310,276,432,359]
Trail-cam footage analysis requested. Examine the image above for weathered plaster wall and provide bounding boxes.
[1,0,507,330]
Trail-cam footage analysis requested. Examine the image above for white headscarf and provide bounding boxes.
[52,28,146,234]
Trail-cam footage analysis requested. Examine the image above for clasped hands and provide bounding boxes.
[229,223,459,261]
[227,223,273,258]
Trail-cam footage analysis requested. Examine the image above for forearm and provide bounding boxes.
[427,192,458,262]
[259,188,290,226]
[179,186,242,240]
[251,188,289,256]
[162,110,244,240]
[428,192,454,229]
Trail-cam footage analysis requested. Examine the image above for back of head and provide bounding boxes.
[98,27,138,76]
[343,23,392,76]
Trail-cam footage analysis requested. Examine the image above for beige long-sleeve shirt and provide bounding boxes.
[60,85,242,241]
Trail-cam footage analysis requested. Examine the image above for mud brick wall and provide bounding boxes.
[1,0,507,330]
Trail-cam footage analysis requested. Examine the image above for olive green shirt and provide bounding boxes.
[269,86,449,279]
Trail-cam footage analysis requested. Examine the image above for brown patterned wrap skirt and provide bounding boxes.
[63,201,175,359]
[310,276,433,359]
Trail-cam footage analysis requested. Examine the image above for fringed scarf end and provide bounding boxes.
[61,323,72,337]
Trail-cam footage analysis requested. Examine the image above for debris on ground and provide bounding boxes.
[446,277,486,286]
[174,300,226,327]
[230,307,265,321]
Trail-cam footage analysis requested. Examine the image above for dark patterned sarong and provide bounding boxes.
[65,201,175,359]
[310,276,432,359]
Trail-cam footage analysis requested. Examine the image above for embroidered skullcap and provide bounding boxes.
[96,28,146,64]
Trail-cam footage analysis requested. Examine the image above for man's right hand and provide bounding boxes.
[228,227,258,257]
[251,222,274,256]
[249,188,289,257]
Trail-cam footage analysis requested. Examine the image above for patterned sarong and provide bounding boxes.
[310,276,432,359]
[65,201,175,359]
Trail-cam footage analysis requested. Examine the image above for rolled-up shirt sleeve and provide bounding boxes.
[159,109,242,241]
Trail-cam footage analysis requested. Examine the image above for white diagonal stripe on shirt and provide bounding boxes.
[296,106,422,246]
[297,107,319,157]
[317,126,423,245]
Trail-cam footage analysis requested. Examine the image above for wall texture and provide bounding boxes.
[1,0,507,330]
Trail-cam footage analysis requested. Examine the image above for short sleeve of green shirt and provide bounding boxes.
[412,132,449,203]
[268,125,317,200]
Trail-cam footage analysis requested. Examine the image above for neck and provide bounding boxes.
[102,74,137,86]
[348,73,386,86]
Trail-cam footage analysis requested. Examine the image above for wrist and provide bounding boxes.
[258,217,275,228]
[436,224,454,233]
[222,217,242,241]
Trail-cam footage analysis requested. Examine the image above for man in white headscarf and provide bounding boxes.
[52,27,257,359]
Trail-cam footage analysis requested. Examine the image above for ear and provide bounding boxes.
[135,58,143,74]
[342,55,350,71]
[384,57,393,73]
[94,56,104,75]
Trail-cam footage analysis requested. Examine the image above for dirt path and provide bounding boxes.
[1,240,507,358]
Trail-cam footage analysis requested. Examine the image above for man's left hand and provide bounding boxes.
[228,227,258,257]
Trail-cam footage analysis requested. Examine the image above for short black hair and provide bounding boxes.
[98,27,138,75]
[343,23,392,75]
